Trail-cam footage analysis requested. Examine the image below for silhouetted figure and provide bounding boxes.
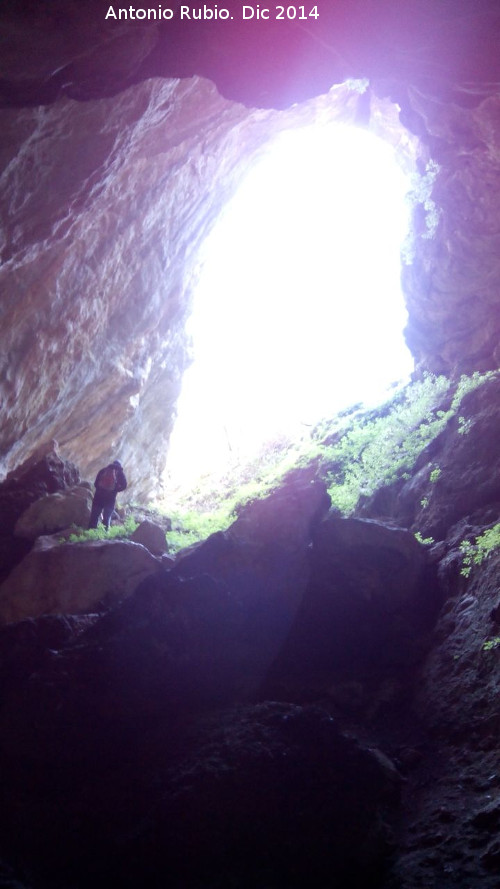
[88,460,127,530]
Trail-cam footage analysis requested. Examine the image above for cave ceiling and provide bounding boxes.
[1,0,500,497]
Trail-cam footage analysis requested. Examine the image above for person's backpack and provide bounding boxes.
[97,465,117,491]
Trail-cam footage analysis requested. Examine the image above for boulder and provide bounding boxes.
[0,538,161,625]
[0,445,80,537]
[0,613,100,695]
[264,515,438,699]
[170,478,331,695]
[0,691,401,888]
[131,520,167,555]
[227,475,332,548]
[0,447,82,584]
[0,478,332,735]
[14,485,92,539]
[127,702,401,889]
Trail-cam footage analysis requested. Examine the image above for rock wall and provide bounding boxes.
[402,92,500,376]
[0,76,249,495]
[0,72,397,497]
[1,0,500,488]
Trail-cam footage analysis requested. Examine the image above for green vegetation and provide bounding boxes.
[322,370,495,514]
[414,531,435,546]
[482,636,500,653]
[159,369,497,553]
[162,433,308,551]
[460,523,500,578]
[166,510,230,551]
[322,374,449,513]
[67,516,139,544]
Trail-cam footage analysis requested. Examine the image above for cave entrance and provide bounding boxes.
[166,117,413,489]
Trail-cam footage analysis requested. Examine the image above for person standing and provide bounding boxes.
[88,459,127,530]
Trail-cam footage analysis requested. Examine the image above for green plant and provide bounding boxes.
[450,370,495,411]
[325,370,498,515]
[67,516,138,544]
[157,369,499,546]
[166,509,233,553]
[460,523,500,577]
[482,636,500,652]
[415,531,435,546]
[429,467,441,483]
[324,373,453,513]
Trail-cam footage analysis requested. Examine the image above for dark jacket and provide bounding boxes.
[94,463,127,501]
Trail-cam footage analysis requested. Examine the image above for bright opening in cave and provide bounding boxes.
[165,121,413,488]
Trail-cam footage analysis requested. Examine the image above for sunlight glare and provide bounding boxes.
[166,122,413,485]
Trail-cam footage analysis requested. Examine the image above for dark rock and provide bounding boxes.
[228,475,331,544]
[489,601,500,624]
[396,376,500,539]
[0,860,32,889]
[264,515,437,703]
[0,563,285,761]
[172,478,331,682]
[413,547,500,741]
[139,703,401,889]
[0,536,31,587]
[2,0,500,116]
[481,840,500,871]
[0,613,99,692]
[0,701,401,889]
[130,519,168,555]
[0,446,80,536]
[470,803,500,831]
[0,479,331,765]
[0,447,80,582]
[358,478,406,524]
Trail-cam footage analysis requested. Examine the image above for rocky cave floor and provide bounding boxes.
[259,608,500,889]
[339,691,500,889]
[1,377,500,888]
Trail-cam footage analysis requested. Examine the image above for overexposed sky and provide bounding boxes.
[165,121,413,485]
